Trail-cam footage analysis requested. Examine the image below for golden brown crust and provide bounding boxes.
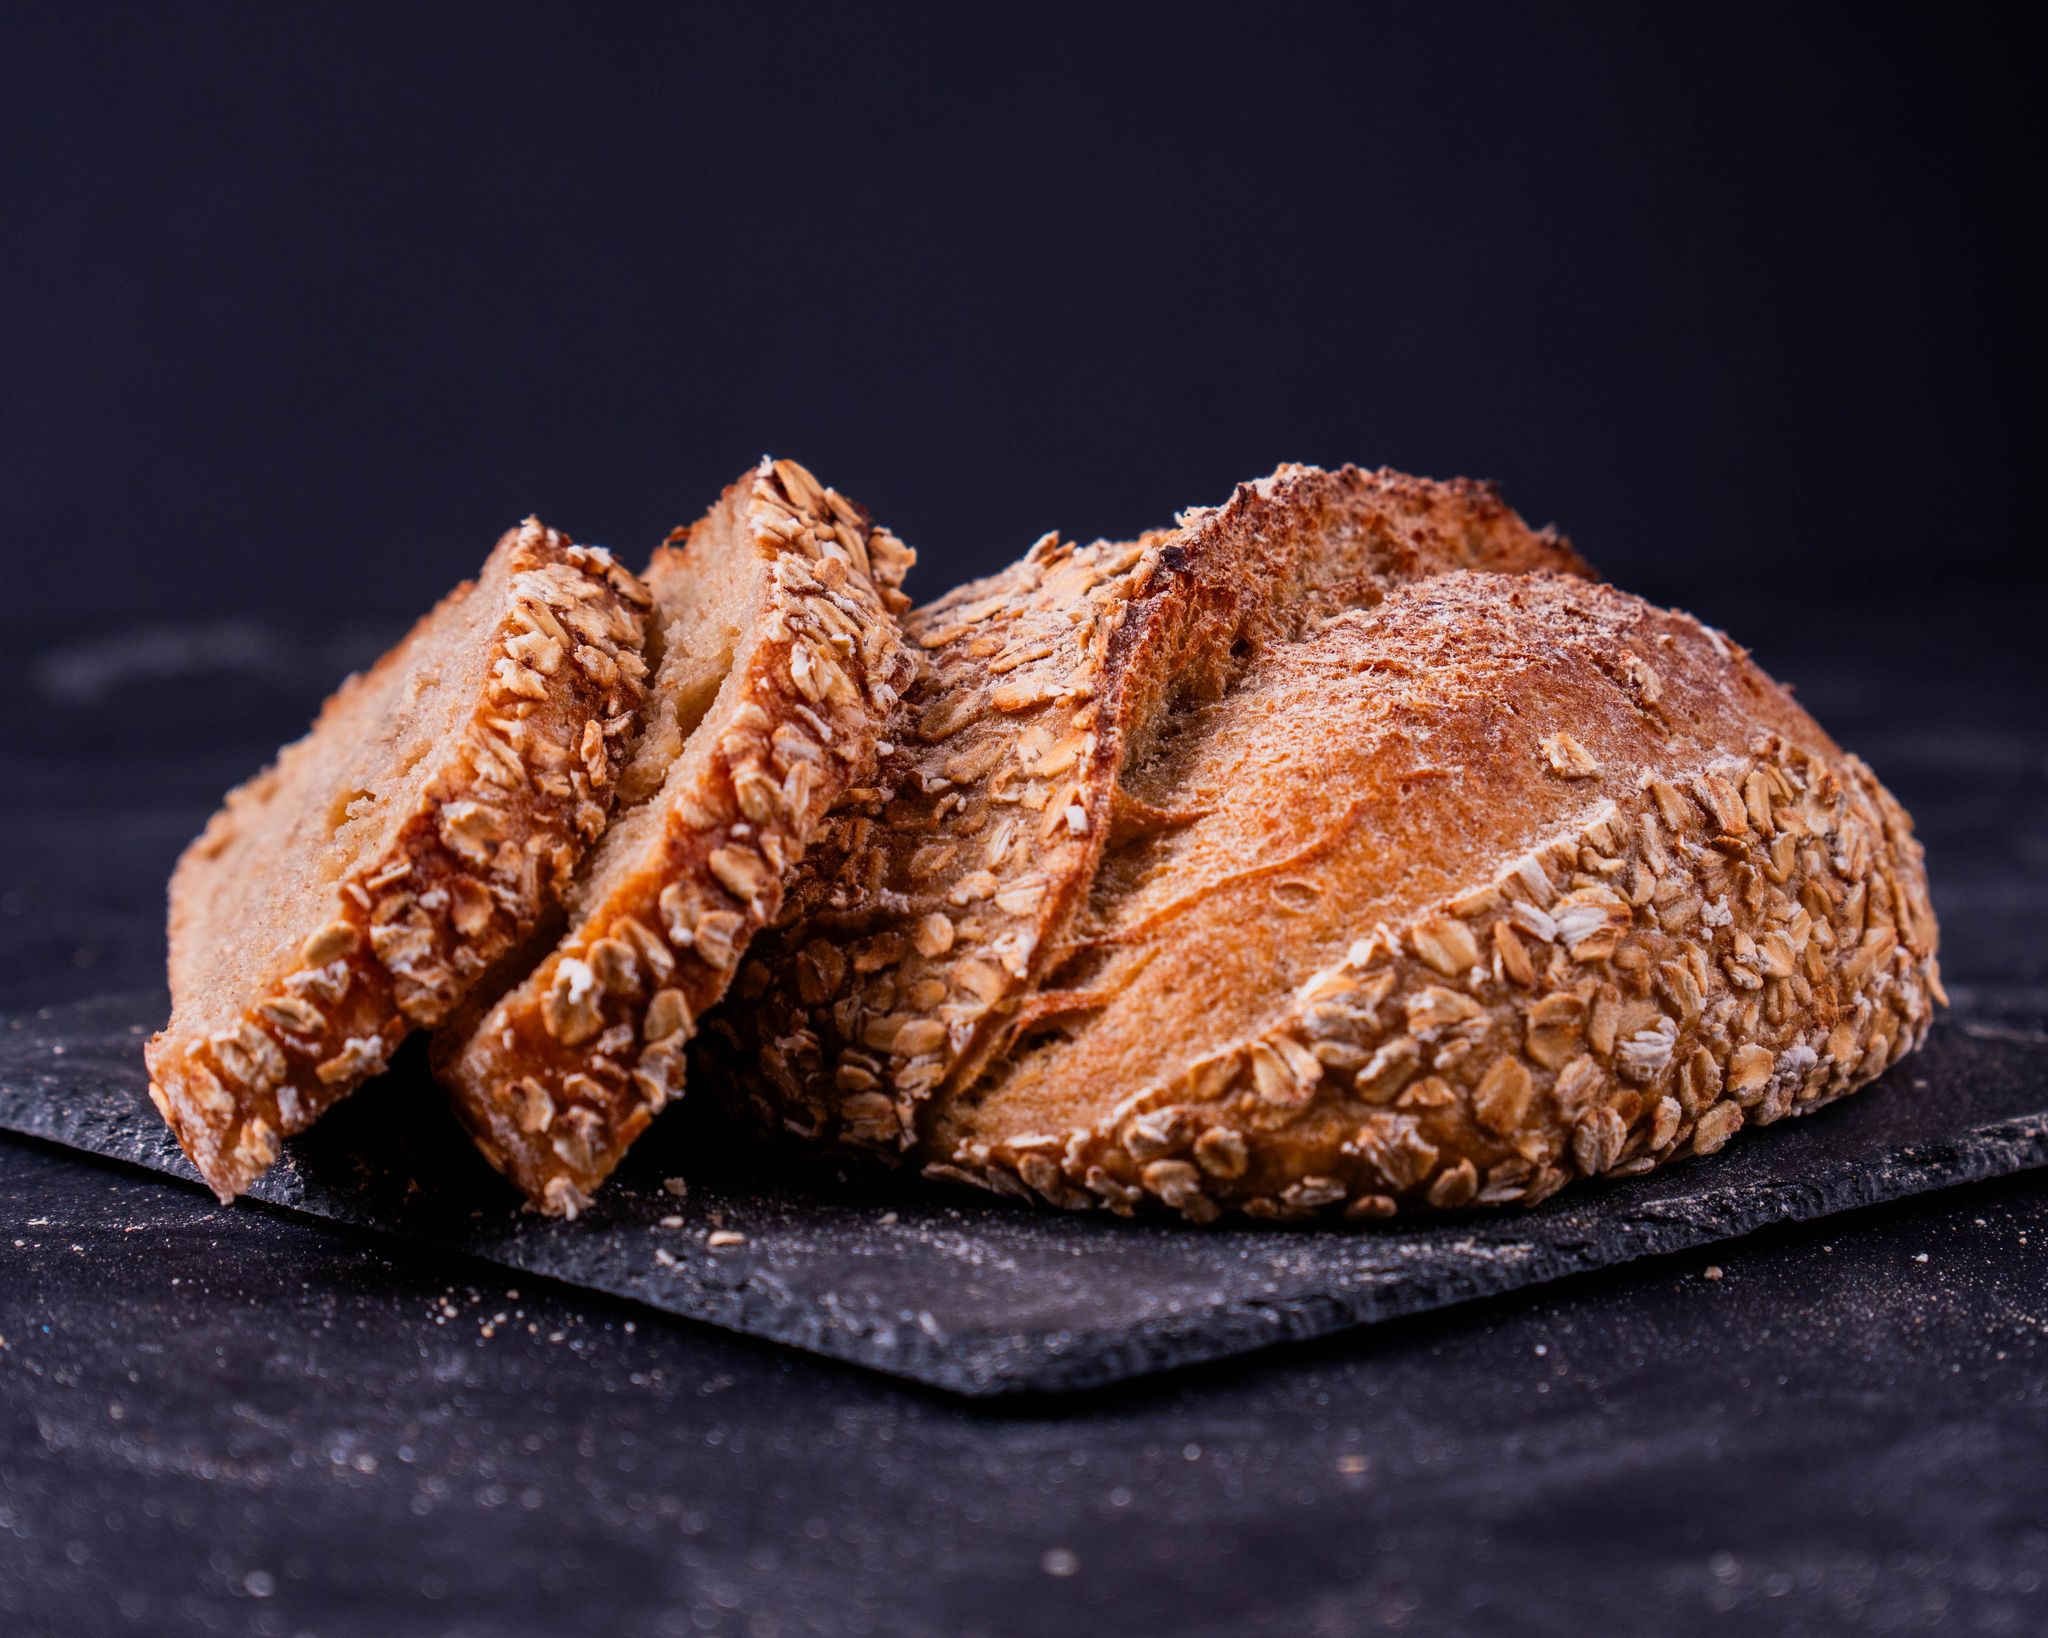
[716,464,1590,1153]
[144,522,653,1201]
[925,574,1942,1220]
[434,459,915,1216]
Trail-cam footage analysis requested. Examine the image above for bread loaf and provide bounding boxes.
[145,521,653,1200]
[433,459,914,1215]
[148,459,1944,1226]
[713,467,1941,1221]
[925,570,1942,1219]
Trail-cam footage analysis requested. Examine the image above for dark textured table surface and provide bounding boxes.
[3,595,2045,1636]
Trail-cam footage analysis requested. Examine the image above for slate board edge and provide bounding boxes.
[970,1109,2048,1395]
[8,1091,2046,1398]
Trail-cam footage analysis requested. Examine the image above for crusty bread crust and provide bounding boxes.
[145,521,653,1201]
[924,572,1943,1220]
[434,460,914,1215]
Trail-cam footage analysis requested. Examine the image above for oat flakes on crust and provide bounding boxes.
[928,572,1943,1221]
[715,464,1590,1153]
[434,459,914,1215]
[145,520,653,1201]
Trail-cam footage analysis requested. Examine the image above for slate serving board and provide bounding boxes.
[6,606,2046,1398]
[3,989,2043,1395]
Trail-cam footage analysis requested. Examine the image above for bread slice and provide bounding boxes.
[433,459,915,1215]
[145,521,654,1201]
[920,570,1943,1219]
[714,464,1591,1153]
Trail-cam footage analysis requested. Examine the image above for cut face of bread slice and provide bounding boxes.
[434,459,914,1215]
[145,521,654,1201]
[715,465,1590,1153]
[927,571,1943,1220]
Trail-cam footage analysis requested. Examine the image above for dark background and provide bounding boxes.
[6,12,2048,1636]
[5,4,2041,636]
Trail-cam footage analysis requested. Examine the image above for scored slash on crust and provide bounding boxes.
[950,729,1939,1222]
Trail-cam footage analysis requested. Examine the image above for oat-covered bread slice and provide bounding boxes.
[146,521,653,1201]
[714,464,1590,1151]
[434,459,914,1215]
[927,571,1943,1220]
